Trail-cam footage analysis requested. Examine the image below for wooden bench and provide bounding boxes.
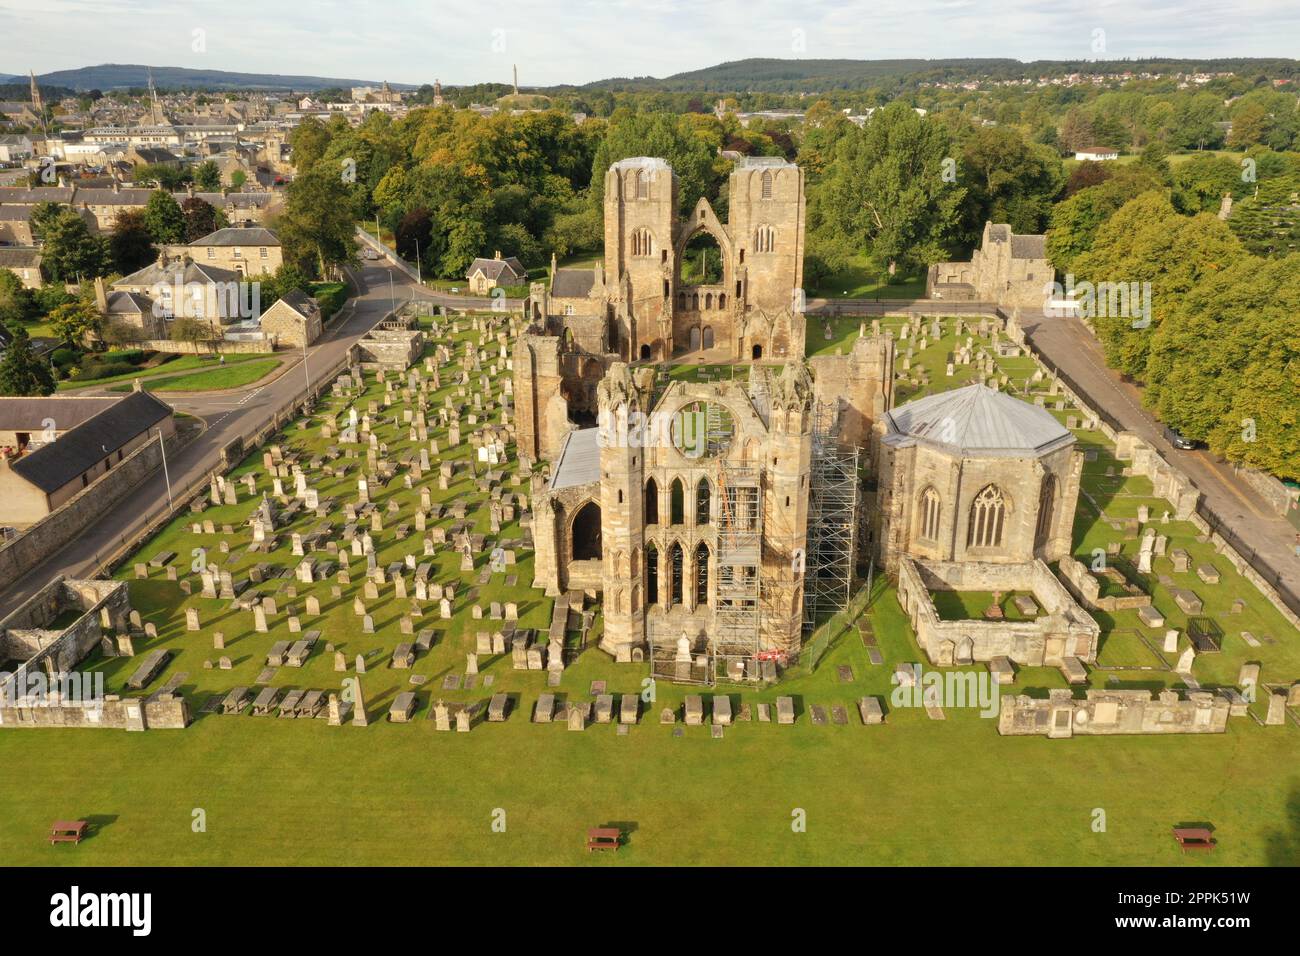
[586,827,620,852]
[50,820,87,845]
[1172,827,1216,853]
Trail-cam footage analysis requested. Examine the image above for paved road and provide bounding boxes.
[1020,309,1300,607]
[0,262,421,608]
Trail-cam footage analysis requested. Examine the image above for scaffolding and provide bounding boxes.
[802,401,860,633]
[712,462,763,682]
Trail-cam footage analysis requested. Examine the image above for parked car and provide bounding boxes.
[1167,428,1199,450]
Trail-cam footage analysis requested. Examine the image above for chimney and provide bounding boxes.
[93,276,108,313]
[112,178,120,193]
[494,250,502,260]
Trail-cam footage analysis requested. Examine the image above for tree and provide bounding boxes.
[48,299,102,347]
[275,163,358,277]
[41,209,109,281]
[181,196,226,242]
[0,323,55,396]
[589,111,720,214]
[812,102,965,275]
[958,126,1065,238]
[1074,191,1245,379]
[193,161,222,191]
[0,269,39,327]
[170,316,220,351]
[230,170,247,190]
[394,207,434,267]
[108,208,156,275]
[288,117,331,175]
[1170,154,1242,214]
[143,191,185,245]
[1045,166,1166,274]
[1064,161,1112,198]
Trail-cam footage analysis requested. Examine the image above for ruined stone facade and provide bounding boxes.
[927,222,1050,310]
[515,155,808,462]
[873,384,1082,573]
[531,361,815,669]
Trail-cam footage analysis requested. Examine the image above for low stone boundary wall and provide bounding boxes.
[999,687,1230,737]
[0,695,189,730]
[136,339,276,355]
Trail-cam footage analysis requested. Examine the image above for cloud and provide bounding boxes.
[1,0,1297,86]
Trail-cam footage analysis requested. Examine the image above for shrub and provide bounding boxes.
[104,348,146,365]
[76,361,138,381]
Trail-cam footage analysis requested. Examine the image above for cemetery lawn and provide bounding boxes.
[0,601,1297,866]
[0,313,1295,866]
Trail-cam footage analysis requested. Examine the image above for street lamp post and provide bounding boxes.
[156,426,173,511]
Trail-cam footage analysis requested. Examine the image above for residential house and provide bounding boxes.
[0,247,43,289]
[259,289,323,348]
[186,226,282,276]
[466,251,527,294]
[0,391,175,527]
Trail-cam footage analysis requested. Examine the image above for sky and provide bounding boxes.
[1,0,1299,87]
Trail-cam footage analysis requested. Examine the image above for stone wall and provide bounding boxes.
[0,694,189,730]
[998,688,1230,737]
[136,338,277,356]
[1058,554,1153,612]
[896,556,1100,666]
[809,331,895,451]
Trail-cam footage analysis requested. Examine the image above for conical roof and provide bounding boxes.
[882,384,1073,457]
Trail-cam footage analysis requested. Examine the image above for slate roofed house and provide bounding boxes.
[0,247,43,289]
[0,390,175,528]
[466,251,527,294]
[187,226,282,275]
[113,252,247,324]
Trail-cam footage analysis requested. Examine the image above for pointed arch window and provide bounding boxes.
[761,169,773,199]
[967,485,1006,549]
[1034,474,1057,548]
[695,542,710,606]
[696,477,712,525]
[645,478,659,525]
[919,487,941,542]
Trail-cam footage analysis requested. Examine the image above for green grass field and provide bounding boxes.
[60,353,275,391]
[0,313,1296,866]
[113,358,282,393]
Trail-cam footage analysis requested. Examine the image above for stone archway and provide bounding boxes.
[571,501,602,560]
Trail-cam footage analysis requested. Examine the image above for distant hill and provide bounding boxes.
[0,63,418,92]
[575,56,1300,93]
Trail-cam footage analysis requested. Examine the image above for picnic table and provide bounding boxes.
[586,827,620,853]
[1172,827,1216,853]
[50,820,87,845]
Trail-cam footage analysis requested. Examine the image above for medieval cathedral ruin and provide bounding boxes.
[519,155,1094,684]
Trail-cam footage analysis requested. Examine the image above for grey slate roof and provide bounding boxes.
[0,396,118,431]
[190,226,279,246]
[550,267,597,299]
[467,255,526,283]
[0,187,76,204]
[115,257,240,288]
[1010,234,1047,259]
[549,427,601,491]
[0,247,41,269]
[882,384,1073,458]
[11,391,173,494]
